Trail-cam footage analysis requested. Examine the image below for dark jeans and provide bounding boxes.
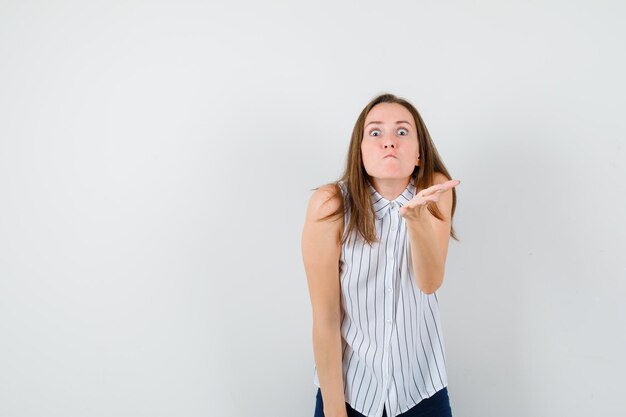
[314,387,452,417]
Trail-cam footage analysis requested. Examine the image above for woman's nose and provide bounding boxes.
[383,138,396,148]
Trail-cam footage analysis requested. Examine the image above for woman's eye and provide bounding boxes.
[398,128,408,136]
[370,129,381,137]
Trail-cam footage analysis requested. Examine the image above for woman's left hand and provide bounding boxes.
[399,179,461,221]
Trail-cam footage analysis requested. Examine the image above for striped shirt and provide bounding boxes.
[313,179,449,417]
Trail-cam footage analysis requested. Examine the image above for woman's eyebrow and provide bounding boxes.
[365,120,413,127]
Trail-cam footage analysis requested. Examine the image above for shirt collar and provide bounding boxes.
[367,179,417,220]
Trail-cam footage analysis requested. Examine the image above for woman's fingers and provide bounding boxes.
[436,179,460,193]
[423,179,460,197]
[410,179,460,207]
[404,179,461,211]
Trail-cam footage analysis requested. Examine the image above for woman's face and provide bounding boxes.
[361,103,420,181]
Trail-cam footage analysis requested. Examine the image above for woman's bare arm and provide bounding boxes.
[400,173,460,294]
[301,184,347,417]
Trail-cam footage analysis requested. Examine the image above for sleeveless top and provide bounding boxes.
[313,179,449,417]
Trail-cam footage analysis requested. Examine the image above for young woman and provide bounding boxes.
[301,93,460,417]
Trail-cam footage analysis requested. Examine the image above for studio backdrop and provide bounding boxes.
[0,1,624,416]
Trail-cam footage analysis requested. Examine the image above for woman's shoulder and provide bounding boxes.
[306,182,344,221]
[431,171,450,186]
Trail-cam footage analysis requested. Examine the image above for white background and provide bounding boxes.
[1,1,625,416]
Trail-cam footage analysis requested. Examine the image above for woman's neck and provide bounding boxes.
[369,177,411,201]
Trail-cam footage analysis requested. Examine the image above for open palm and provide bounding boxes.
[399,179,461,219]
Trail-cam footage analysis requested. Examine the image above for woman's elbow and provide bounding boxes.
[418,273,444,294]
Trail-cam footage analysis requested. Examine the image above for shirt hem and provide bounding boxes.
[346,381,448,417]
